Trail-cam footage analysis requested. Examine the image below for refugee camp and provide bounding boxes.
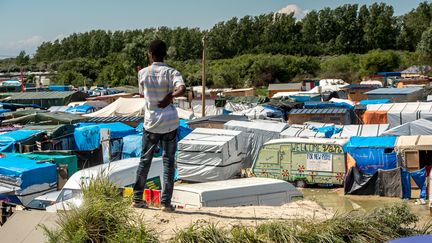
[2,1,432,242]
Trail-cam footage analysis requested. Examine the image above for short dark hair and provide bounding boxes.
[148,39,167,61]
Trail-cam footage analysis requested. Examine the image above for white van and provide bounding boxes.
[46,157,163,212]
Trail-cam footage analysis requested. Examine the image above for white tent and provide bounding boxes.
[381,119,432,136]
[332,124,389,138]
[84,97,145,117]
[224,120,288,167]
[366,102,432,128]
[280,123,334,138]
[177,128,244,182]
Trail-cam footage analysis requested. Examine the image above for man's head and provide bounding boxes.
[148,39,167,63]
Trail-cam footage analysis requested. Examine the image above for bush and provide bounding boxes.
[360,49,401,75]
[40,174,158,243]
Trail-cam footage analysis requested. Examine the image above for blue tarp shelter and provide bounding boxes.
[74,122,136,151]
[0,155,57,204]
[304,101,353,110]
[0,130,44,152]
[344,136,397,174]
[65,104,95,114]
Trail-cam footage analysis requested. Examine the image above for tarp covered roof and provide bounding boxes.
[344,136,396,148]
[2,112,87,125]
[265,137,347,146]
[268,83,302,91]
[365,87,422,95]
[395,135,432,150]
[381,119,432,136]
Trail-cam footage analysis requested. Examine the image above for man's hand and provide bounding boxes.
[158,93,173,108]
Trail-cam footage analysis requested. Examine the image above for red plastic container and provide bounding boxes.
[144,189,152,205]
[151,190,161,208]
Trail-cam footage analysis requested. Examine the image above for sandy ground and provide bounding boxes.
[134,199,333,241]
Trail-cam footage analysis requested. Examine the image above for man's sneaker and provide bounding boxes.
[161,204,175,212]
[132,201,148,209]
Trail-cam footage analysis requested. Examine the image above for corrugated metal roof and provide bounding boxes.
[289,108,348,115]
[365,87,422,95]
[268,83,302,91]
[6,91,79,100]
[87,116,143,123]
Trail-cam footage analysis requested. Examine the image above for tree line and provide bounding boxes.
[2,2,432,88]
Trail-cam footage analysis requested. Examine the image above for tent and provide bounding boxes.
[3,91,88,108]
[177,128,243,182]
[363,102,432,127]
[224,120,288,167]
[0,155,57,206]
[381,119,432,136]
[84,97,145,117]
[65,104,95,114]
[344,136,397,174]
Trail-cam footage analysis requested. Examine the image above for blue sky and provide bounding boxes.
[0,0,427,57]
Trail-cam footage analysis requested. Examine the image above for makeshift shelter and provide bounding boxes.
[223,87,255,97]
[381,119,432,136]
[252,137,347,186]
[65,104,95,114]
[365,88,423,102]
[0,130,46,152]
[2,112,87,125]
[332,124,389,138]
[3,91,88,108]
[231,105,285,121]
[395,135,432,173]
[86,93,134,104]
[0,155,57,206]
[280,124,332,139]
[16,153,78,178]
[268,83,302,98]
[68,100,108,110]
[288,108,351,125]
[24,124,76,150]
[344,136,397,175]
[177,128,244,182]
[74,122,136,151]
[84,97,145,117]
[186,115,248,129]
[363,102,432,127]
[48,106,69,113]
[224,120,288,167]
[342,84,381,101]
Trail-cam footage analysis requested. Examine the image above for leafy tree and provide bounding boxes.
[16,51,30,66]
[360,49,401,75]
[417,27,432,63]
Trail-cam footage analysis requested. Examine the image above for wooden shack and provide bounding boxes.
[342,84,381,101]
[268,83,302,98]
[288,108,351,125]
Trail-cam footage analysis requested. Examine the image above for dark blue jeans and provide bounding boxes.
[133,129,177,206]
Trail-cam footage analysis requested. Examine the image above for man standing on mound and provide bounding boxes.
[133,39,186,212]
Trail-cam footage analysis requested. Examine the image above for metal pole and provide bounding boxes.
[201,36,207,117]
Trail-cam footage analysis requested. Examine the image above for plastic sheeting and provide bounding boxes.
[0,130,44,152]
[344,136,397,174]
[84,97,145,117]
[224,120,288,167]
[231,105,283,120]
[313,125,342,138]
[74,122,136,151]
[359,99,390,105]
[381,119,432,136]
[177,128,243,182]
[411,168,427,199]
[344,167,403,198]
[65,104,95,114]
[332,124,389,138]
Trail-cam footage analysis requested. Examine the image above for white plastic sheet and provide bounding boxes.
[177,128,243,182]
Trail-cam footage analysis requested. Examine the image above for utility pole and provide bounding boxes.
[201,35,207,117]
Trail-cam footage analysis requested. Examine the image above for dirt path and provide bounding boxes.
[134,200,333,241]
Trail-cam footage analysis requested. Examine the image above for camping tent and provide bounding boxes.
[84,97,145,117]
[344,136,397,174]
[177,128,243,182]
[224,120,288,167]
[381,119,432,136]
[363,102,432,127]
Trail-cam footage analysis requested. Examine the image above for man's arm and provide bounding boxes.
[158,85,186,108]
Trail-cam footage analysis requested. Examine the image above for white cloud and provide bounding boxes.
[54,33,66,41]
[277,4,309,19]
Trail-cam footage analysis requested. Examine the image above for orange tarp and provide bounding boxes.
[346,153,356,171]
[362,110,388,124]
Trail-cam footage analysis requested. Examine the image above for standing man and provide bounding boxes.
[133,39,186,212]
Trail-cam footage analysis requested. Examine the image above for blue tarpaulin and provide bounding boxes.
[48,85,70,91]
[401,169,411,199]
[0,130,44,152]
[411,168,427,199]
[305,102,353,109]
[344,136,397,174]
[65,104,94,114]
[0,155,56,189]
[312,125,342,138]
[74,122,136,151]
[359,99,391,105]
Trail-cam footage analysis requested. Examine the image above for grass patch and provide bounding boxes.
[171,203,431,243]
[40,174,158,243]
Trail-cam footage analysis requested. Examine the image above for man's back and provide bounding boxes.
[139,62,184,134]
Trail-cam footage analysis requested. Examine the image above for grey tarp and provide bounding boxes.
[177,128,244,182]
[381,119,432,136]
[224,120,288,167]
[332,124,389,138]
[24,124,75,138]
